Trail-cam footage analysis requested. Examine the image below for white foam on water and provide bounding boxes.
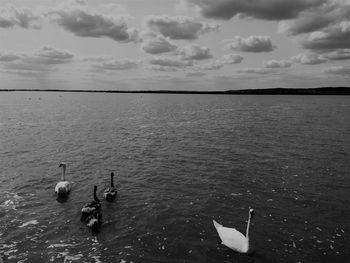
[47,243,77,249]
[19,220,39,228]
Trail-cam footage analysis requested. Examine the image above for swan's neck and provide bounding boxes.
[61,166,66,181]
[94,189,100,203]
[245,216,251,240]
[111,175,114,188]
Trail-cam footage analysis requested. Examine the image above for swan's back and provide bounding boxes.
[55,181,71,195]
[213,220,248,253]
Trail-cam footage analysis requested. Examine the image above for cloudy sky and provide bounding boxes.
[1,0,350,91]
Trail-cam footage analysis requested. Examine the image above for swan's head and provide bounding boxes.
[249,209,254,220]
[94,185,98,192]
[58,162,66,168]
[111,172,114,177]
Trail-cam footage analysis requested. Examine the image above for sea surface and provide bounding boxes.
[0,92,349,263]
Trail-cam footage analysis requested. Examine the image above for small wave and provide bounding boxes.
[0,192,23,211]
[49,251,83,262]
[47,243,77,249]
[19,220,39,228]
[230,193,243,196]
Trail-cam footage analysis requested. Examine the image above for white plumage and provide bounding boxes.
[55,163,71,195]
[213,208,254,253]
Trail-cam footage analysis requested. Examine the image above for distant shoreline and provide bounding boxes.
[1,87,350,95]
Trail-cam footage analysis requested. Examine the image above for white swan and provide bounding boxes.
[213,208,254,253]
[55,163,71,196]
[103,172,117,202]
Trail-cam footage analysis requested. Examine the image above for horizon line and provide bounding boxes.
[0,87,349,95]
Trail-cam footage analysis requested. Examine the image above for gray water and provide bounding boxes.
[0,92,349,263]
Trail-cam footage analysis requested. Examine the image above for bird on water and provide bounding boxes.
[213,208,254,253]
[103,172,117,202]
[81,185,102,231]
[55,163,71,196]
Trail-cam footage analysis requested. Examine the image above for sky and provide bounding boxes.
[0,0,350,91]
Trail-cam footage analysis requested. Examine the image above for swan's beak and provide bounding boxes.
[249,209,255,219]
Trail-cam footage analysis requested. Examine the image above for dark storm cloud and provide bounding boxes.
[145,15,219,40]
[186,0,326,20]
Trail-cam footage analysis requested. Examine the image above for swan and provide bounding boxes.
[85,210,102,232]
[213,208,254,253]
[55,163,71,196]
[81,185,101,217]
[103,172,117,202]
[81,185,102,231]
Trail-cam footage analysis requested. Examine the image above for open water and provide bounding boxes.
[0,92,349,263]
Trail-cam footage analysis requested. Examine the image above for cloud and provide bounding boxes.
[176,44,212,60]
[90,58,140,71]
[175,0,202,17]
[236,68,273,74]
[148,56,193,68]
[0,6,40,29]
[48,5,137,42]
[221,54,243,64]
[225,35,276,52]
[185,0,326,20]
[146,65,179,71]
[186,71,206,76]
[300,22,350,50]
[0,51,21,62]
[278,1,350,35]
[33,46,74,64]
[97,3,130,17]
[197,60,224,70]
[0,46,74,76]
[291,53,327,64]
[141,36,178,54]
[144,15,219,40]
[324,49,350,60]
[277,1,350,51]
[323,65,350,75]
[264,59,292,68]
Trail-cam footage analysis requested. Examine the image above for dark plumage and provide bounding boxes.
[103,172,117,202]
[81,185,101,227]
[85,210,102,233]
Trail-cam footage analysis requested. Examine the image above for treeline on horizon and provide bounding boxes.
[1,87,350,95]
